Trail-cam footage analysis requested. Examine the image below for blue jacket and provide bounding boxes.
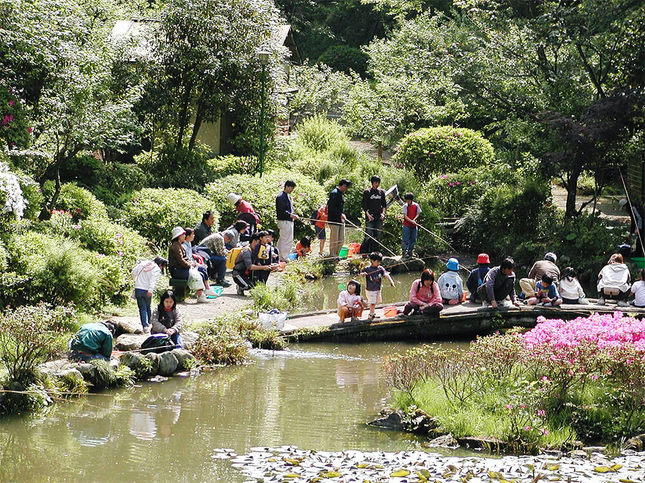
[276,191,294,221]
[535,281,559,301]
[466,266,490,294]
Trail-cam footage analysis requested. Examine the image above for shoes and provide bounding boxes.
[543,302,552,307]
[236,285,245,296]
[142,325,151,334]
[197,294,209,303]
[597,297,605,305]
[217,279,232,287]
[617,300,629,307]
[368,313,379,321]
[204,288,217,296]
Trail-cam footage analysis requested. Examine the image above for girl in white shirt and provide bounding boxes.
[559,267,587,304]
[630,269,645,307]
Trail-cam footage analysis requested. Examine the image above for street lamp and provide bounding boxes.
[257,51,270,177]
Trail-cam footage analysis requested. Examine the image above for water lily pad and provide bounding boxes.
[319,470,342,477]
[545,464,560,471]
[390,469,410,477]
[594,466,613,473]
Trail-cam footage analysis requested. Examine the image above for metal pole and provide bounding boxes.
[258,63,267,177]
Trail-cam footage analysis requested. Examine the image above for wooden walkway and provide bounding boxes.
[281,300,645,343]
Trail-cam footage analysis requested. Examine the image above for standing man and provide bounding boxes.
[194,211,215,245]
[361,175,387,253]
[276,180,299,260]
[327,178,352,257]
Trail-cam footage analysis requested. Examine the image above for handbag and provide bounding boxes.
[187,267,205,290]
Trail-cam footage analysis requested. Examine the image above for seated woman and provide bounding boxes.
[150,290,184,348]
[168,226,214,303]
[559,267,587,304]
[69,321,117,362]
[597,253,631,306]
[403,269,443,316]
[337,280,367,323]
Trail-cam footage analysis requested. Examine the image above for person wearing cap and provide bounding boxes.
[228,193,261,242]
[437,258,464,305]
[195,231,233,287]
[194,211,215,245]
[168,226,211,303]
[466,253,491,303]
[131,256,168,332]
[361,175,387,254]
[69,321,117,362]
[327,179,351,257]
[477,257,522,309]
[519,252,560,299]
[276,180,299,260]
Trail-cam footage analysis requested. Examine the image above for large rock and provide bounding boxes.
[426,434,459,448]
[121,352,156,379]
[115,334,149,351]
[144,353,161,375]
[115,318,143,335]
[57,368,85,387]
[368,411,404,431]
[181,331,199,350]
[39,359,75,376]
[172,349,196,371]
[158,352,179,376]
[625,434,645,451]
[382,256,425,274]
[75,363,97,382]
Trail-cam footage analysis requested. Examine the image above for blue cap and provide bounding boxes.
[446,257,459,271]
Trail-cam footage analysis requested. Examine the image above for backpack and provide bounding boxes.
[140,334,175,354]
[227,246,251,270]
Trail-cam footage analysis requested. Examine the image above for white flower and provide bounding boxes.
[0,161,26,219]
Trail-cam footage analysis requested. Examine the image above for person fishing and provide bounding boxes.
[361,175,387,254]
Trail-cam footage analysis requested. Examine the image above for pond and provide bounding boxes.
[0,342,470,482]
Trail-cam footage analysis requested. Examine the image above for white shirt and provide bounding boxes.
[631,280,645,306]
[559,277,585,300]
[132,261,161,292]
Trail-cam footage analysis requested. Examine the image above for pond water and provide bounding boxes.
[0,342,470,482]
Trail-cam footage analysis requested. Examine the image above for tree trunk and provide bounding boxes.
[565,170,581,218]
[188,101,205,153]
[176,81,193,151]
[39,163,62,221]
[377,142,383,163]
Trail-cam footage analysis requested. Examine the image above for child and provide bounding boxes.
[527,274,562,306]
[313,205,328,256]
[337,280,367,322]
[265,229,280,264]
[466,253,490,303]
[295,236,312,258]
[437,257,464,305]
[359,252,395,321]
[630,269,645,307]
[401,193,421,258]
[403,269,443,316]
[559,267,587,304]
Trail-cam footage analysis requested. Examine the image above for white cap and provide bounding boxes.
[227,193,241,205]
[171,226,185,240]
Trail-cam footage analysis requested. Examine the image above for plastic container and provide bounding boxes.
[383,306,399,318]
[632,257,645,269]
[287,252,298,261]
[347,246,355,257]
[338,245,349,259]
[349,242,362,254]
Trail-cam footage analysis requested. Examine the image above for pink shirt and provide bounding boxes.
[337,290,363,308]
[409,279,442,306]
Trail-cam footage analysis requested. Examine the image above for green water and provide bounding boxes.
[0,342,468,482]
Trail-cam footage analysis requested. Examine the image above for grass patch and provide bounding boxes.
[249,280,299,311]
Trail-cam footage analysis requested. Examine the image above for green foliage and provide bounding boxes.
[205,168,325,234]
[249,280,300,312]
[85,359,135,390]
[122,188,217,247]
[0,85,31,150]
[395,126,495,180]
[205,155,258,179]
[192,315,252,365]
[6,231,123,310]
[318,45,368,77]
[297,114,350,153]
[50,183,108,221]
[0,304,75,385]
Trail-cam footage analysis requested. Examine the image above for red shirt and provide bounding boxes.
[315,207,327,229]
[402,202,420,228]
[237,200,260,224]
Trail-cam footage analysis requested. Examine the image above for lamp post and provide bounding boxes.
[258,51,270,177]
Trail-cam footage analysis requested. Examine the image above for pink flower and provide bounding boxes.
[523,426,531,431]
[27,127,33,133]
[456,182,461,186]
[505,404,512,410]
[440,175,448,179]
[537,409,546,416]
[8,101,14,106]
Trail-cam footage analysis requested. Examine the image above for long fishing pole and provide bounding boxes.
[618,168,645,257]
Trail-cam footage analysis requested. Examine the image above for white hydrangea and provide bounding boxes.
[0,161,26,219]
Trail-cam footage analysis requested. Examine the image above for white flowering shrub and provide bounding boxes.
[0,161,25,219]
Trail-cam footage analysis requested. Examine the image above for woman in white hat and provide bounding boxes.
[167,226,213,303]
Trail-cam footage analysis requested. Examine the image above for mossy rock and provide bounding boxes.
[121,352,156,379]
[171,349,196,371]
[158,352,179,376]
[144,352,161,375]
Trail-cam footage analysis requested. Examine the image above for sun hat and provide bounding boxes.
[446,257,459,271]
[171,226,185,240]
[227,193,241,205]
[544,252,557,263]
[476,253,490,264]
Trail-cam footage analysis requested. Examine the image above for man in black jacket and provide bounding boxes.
[361,175,387,253]
[327,178,351,256]
[276,180,298,260]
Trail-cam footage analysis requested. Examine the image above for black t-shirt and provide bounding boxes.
[362,187,386,218]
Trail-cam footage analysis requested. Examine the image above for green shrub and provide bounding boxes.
[318,45,368,77]
[395,126,495,180]
[205,168,325,234]
[85,360,135,390]
[249,280,300,312]
[41,212,150,269]
[205,155,259,178]
[296,114,349,152]
[122,188,218,247]
[6,231,118,310]
[0,304,75,385]
[51,183,108,221]
[93,162,150,205]
[192,317,251,365]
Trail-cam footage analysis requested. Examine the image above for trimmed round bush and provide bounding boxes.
[205,168,326,233]
[205,155,258,178]
[52,183,109,221]
[122,188,218,247]
[395,126,495,180]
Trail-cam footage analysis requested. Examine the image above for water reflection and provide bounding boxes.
[0,343,457,481]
